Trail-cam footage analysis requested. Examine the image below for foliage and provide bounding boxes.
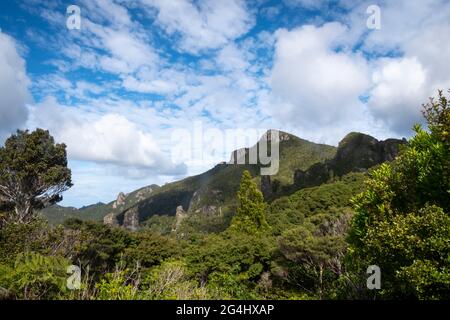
[95,268,140,300]
[0,219,73,265]
[143,214,176,235]
[123,231,180,269]
[277,208,352,298]
[1,96,449,300]
[143,260,209,299]
[185,230,276,298]
[0,129,72,224]
[230,170,269,233]
[349,90,450,299]
[0,252,70,299]
[267,173,365,235]
[63,219,135,277]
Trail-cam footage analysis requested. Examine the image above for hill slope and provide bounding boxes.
[41,130,405,233]
[42,130,336,228]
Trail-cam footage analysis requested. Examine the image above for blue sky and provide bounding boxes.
[1,0,450,207]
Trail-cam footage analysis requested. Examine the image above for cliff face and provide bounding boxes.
[172,205,188,232]
[102,185,160,229]
[123,207,139,231]
[293,133,406,189]
[103,213,119,227]
[112,192,126,209]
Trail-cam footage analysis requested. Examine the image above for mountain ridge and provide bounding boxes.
[41,130,405,231]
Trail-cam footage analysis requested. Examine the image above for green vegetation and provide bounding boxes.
[230,170,269,233]
[267,172,365,235]
[0,91,449,300]
[0,129,72,225]
[40,132,335,232]
[348,90,450,299]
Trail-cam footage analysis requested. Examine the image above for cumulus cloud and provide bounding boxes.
[357,0,450,134]
[368,57,427,134]
[0,32,30,141]
[266,1,450,137]
[143,0,255,53]
[28,97,186,176]
[270,22,370,129]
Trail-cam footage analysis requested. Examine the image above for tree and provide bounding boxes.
[349,90,450,299]
[230,170,269,233]
[278,209,352,298]
[0,129,72,224]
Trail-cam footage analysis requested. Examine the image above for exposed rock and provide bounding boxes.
[172,205,188,232]
[195,205,221,216]
[112,192,126,209]
[228,130,288,165]
[105,130,402,230]
[135,185,159,201]
[103,213,119,227]
[123,207,139,231]
[294,133,406,189]
[261,175,283,199]
[189,189,223,215]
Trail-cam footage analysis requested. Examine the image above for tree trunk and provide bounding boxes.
[13,198,33,224]
[319,264,323,299]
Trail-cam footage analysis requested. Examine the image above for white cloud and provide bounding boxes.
[100,29,158,73]
[270,22,370,128]
[368,57,427,133]
[0,32,30,141]
[82,0,133,27]
[28,96,186,176]
[216,43,251,72]
[143,0,254,53]
[122,76,178,94]
[267,1,450,137]
[352,0,450,134]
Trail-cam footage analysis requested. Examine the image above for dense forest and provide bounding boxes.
[0,91,449,300]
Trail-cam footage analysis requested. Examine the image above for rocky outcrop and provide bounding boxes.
[188,189,223,216]
[135,185,159,201]
[228,130,290,165]
[103,213,119,227]
[172,205,188,232]
[123,206,139,231]
[294,133,406,189]
[197,205,221,216]
[112,192,126,209]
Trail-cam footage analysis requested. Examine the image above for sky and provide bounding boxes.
[1,0,450,207]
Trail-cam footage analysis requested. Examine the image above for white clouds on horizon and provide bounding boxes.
[27,96,187,176]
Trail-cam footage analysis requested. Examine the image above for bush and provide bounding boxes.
[0,252,70,300]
